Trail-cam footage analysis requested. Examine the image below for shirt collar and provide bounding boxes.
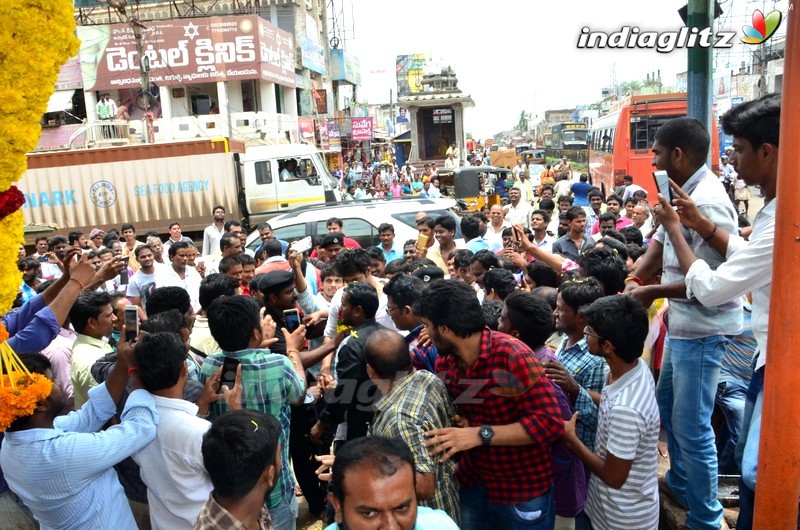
[74,333,111,348]
[152,394,200,416]
[374,371,417,412]
[681,165,710,195]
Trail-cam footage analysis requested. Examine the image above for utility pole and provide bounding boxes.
[686,0,714,140]
[108,0,153,143]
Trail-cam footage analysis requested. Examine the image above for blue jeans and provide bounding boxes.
[657,335,727,530]
[733,367,764,530]
[460,483,555,530]
[270,494,299,530]
[715,379,748,474]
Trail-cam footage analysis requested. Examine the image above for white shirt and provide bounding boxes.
[531,233,556,254]
[685,199,774,370]
[485,220,512,247]
[133,396,212,530]
[427,185,442,199]
[156,265,202,312]
[201,224,225,256]
[622,184,646,204]
[503,201,532,229]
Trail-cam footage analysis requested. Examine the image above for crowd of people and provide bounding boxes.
[0,93,780,530]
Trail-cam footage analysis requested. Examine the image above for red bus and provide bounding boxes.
[588,93,720,203]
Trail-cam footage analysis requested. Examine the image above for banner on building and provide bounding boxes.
[77,15,295,91]
[300,36,326,75]
[327,122,341,152]
[298,118,315,140]
[330,49,361,85]
[351,117,373,141]
[317,123,330,151]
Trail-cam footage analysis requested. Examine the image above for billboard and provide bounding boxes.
[330,49,361,85]
[327,122,341,152]
[300,36,326,75]
[351,117,373,141]
[77,15,295,91]
[396,54,427,97]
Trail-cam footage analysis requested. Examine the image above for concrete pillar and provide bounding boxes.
[216,81,231,138]
[409,106,420,161]
[158,85,173,140]
[84,91,98,122]
[260,81,277,113]
[454,105,466,165]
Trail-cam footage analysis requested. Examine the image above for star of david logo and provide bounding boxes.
[183,22,200,40]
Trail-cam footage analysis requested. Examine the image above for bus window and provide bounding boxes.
[630,114,681,151]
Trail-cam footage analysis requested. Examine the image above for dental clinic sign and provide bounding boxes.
[77,15,295,90]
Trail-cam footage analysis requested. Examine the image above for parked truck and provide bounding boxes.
[21,138,340,240]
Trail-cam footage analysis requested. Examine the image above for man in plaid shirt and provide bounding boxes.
[416,280,564,530]
[198,296,305,530]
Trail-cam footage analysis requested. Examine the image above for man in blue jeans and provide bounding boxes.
[624,117,742,530]
[652,94,780,530]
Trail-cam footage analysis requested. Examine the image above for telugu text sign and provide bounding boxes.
[351,117,373,141]
[77,15,295,91]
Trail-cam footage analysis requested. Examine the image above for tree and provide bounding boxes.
[619,80,642,94]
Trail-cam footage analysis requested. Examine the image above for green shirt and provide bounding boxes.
[199,348,304,510]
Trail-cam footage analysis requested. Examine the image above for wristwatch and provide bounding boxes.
[479,425,494,447]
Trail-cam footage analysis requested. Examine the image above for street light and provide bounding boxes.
[108,0,154,143]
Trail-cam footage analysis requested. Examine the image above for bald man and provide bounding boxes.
[364,329,460,523]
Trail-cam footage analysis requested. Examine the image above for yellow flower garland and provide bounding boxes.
[0,1,77,315]
[0,2,76,429]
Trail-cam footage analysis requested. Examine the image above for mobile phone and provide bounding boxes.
[218,357,240,393]
[118,256,130,285]
[284,309,301,332]
[38,255,49,263]
[124,305,138,342]
[416,233,429,249]
[291,236,313,254]
[652,170,673,202]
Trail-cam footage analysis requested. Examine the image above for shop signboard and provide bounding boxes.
[327,122,341,152]
[300,36,327,75]
[298,117,315,140]
[77,15,295,91]
[318,122,330,151]
[330,49,361,85]
[351,117,373,141]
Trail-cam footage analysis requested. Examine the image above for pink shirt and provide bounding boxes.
[590,216,633,235]
[42,327,78,413]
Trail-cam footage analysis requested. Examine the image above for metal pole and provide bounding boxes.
[754,8,800,527]
[686,0,713,141]
[130,16,152,143]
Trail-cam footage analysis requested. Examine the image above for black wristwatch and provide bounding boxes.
[479,425,494,447]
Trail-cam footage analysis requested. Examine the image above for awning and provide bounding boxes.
[46,90,74,113]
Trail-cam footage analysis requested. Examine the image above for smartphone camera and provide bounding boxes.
[124,305,139,342]
[284,309,301,332]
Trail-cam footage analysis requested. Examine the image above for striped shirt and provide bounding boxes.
[370,370,460,523]
[652,165,742,339]
[585,359,660,530]
[199,349,304,512]
[555,337,605,451]
[720,304,756,386]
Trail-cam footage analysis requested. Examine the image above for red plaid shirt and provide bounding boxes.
[436,329,565,503]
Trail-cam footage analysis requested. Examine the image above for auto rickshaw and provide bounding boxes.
[436,166,513,212]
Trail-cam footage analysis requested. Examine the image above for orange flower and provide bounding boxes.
[0,373,53,432]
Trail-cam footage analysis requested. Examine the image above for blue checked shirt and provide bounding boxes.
[0,384,158,530]
[199,349,304,511]
[555,336,606,451]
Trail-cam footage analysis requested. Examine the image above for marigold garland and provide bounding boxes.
[0,1,78,316]
[0,326,54,432]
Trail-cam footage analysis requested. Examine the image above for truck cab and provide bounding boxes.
[238,144,341,226]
